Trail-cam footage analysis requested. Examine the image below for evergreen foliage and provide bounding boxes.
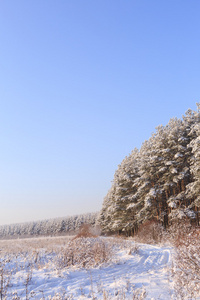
[0,212,98,239]
[99,104,200,234]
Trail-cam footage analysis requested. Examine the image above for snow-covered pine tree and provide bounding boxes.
[185,104,200,224]
[98,148,141,235]
[99,104,200,234]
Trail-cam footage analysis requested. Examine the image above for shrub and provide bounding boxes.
[135,220,164,244]
[57,237,113,269]
[172,225,200,299]
[74,224,97,239]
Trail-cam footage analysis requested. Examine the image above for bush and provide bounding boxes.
[74,224,98,239]
[57,237,113,269]
[135,220,164,244]
[171,224,200,299]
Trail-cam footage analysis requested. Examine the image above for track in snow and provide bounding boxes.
[30,242,172,299]
[4,239,173,299]
[68,243,173,300]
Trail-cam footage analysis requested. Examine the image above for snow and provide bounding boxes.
[158,167,167,173]
[174,153,183,159]
[170,168,178,174]
[0,236,174,299]
[149,188,156,197]
[184,208,196,219]
[165,161,174,166]
[127,202,136,209]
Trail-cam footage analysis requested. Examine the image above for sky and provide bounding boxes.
[0,0,200,225]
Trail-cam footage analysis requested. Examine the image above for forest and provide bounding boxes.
[99,104,200,235]
[2,104,200,240]
[0,212,97,238]
[0,105,200,298]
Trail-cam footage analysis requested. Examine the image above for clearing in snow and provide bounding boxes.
[0,236,173,299]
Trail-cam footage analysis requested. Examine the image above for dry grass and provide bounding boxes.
[46,284,147,300]
[73,224,97,239]
[0,235,73,255]
[57,237,113,269]
[134,220,164,244]
[0,234,147,299]
[170,224,200,299]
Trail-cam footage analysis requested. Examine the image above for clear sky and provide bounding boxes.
[0,1,200,225]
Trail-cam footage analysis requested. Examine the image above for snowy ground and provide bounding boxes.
[0,236,173,299]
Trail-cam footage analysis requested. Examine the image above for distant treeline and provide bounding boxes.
[0,212,98,239]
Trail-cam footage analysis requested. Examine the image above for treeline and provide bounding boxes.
[99,104,200,235]
[0,212,98,239]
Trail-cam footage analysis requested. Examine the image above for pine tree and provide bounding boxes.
[99,104,200,234]
[185,104,200,224]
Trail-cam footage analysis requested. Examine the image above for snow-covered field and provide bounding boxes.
[0,236,174,299]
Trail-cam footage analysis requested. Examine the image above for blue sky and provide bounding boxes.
[0,1,200,225]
